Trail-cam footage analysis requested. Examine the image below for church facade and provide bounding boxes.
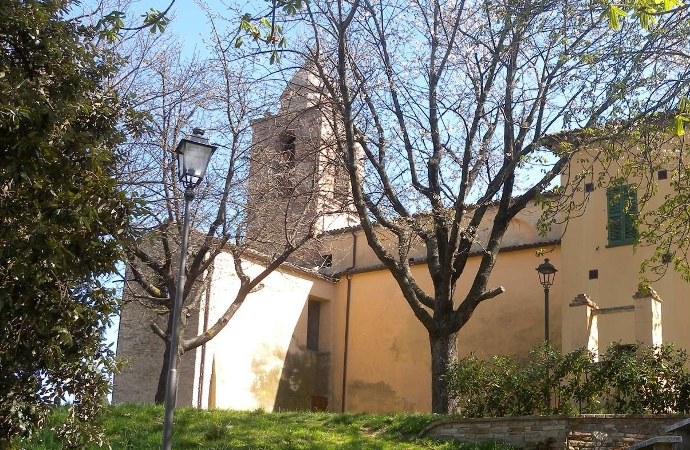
[113,69,689,414]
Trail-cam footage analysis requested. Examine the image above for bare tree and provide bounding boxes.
[117,20,348,402]
[294,0,690,412]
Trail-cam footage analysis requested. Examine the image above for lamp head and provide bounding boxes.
[176,128,217,188]
[536,258,558,289]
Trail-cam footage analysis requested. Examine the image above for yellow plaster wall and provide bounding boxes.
[329,247,563,414]
[205,203,569,414]
[561,150,690,354]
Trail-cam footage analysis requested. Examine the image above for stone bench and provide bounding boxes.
[665,419,690,450]
[666,418,690,434]
[628,435,682,450]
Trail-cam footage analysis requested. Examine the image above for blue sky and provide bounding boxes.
[135,0,218,48]
[129,0,254,52]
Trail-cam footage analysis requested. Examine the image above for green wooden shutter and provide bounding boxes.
[607,187,623,243]
[623,188,638,242]
[607,185,637,246]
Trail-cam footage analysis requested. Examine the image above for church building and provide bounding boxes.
[113,68,689,414]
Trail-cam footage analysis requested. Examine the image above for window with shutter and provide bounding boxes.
[307,300,320,351]
[607,185,637,246]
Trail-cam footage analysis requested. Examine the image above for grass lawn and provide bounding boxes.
[22,404,506,449]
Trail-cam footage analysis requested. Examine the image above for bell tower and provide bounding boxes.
[246,66,360,252]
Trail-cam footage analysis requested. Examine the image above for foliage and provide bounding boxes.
[0,0,134,446]
[236,0,687,65]
[236,0,306,63]
[601,0,685,30]
[96,2,172,42]
[19,404,510,450]
[600,0,690,136]
[548,122,690,286]
[444,342,690,417]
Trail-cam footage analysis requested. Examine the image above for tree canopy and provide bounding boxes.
[0,0,134,445]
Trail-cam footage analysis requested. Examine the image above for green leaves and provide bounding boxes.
[96,6,170,42]
[142,7,170,34]
[674,96,690,136]
[604,4,628,30]
[444,342,690,416]
[97,10,126,43]
[0,0,134,445]
[601,0,684,30]
[236,0,303,63]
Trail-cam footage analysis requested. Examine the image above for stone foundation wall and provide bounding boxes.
[420,415,688,450]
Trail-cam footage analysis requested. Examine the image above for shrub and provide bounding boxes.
[444,342,690,417]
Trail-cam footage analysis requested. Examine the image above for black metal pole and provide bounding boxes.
[544,285,550,413]
[544,286,550,342]
[161,187,194,450]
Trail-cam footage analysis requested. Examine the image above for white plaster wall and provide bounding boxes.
[197,252,335,411]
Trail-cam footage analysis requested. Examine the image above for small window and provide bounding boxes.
[307,300,321,351]
[279,131,297,168]
[658,169,668,180]
[275,131,297,197]
[607,185,638,247]
[588,269,598,280]
[321,254,333,268]
[584,182,595,193]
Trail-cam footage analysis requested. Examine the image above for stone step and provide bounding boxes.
[628,435,682,450]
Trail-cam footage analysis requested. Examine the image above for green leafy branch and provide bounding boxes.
[601,0,684,30]
[601,1,688,137]
[96,2,174,42]
[675,96,690,136]
[237,0,307,64]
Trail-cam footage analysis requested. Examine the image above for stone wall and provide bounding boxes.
[113,300,199,406]
[420,415,688,450]
[113,230,206,406]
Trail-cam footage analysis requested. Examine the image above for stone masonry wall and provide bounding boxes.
[113,230,206,406]
[113,300,199,406]
[421,415,688,450]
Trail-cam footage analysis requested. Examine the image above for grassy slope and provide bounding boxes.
[24,404,506,450]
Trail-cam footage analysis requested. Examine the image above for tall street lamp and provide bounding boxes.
[161,128,216,450]
[535,258,557,343]
[536,257,557,413]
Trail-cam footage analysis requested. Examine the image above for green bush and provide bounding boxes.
[444,342,690,417]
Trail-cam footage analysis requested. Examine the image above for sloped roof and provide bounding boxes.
[331,239,561,277]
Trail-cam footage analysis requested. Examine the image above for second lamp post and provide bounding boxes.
[536,258,557,343]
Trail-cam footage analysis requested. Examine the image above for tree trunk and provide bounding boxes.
[429,332,458,414]
[155,336,171,404]
[155,337,186,405]
[155,309,182,405]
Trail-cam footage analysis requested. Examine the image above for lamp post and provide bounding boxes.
[536,258,557,343]
[161,128,216,450]
[536,257,557,413]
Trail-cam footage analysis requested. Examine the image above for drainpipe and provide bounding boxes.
[341,230,357,412]
[197,270,212,409]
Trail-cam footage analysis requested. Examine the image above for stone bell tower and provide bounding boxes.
[245,66,360,253]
